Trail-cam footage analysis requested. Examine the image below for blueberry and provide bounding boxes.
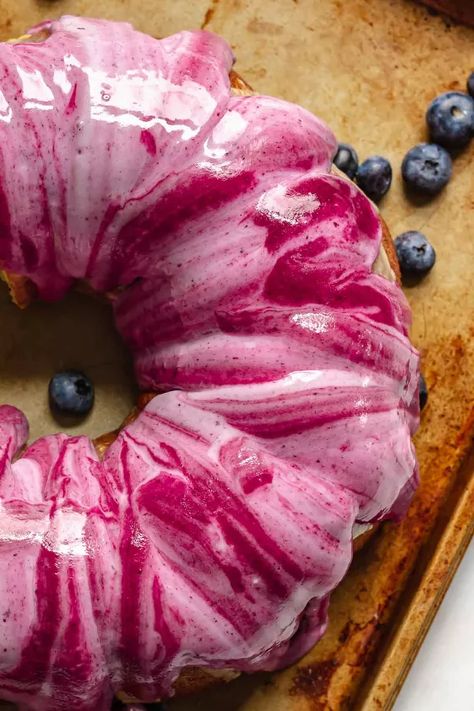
[419,374,428,411]
[356,156,392,202]
[49,370,94,417]
[426,91,474,148]
[394,231,436,279]
[468,72,474,98]
[333,142,359,179]
[401,143,452,194]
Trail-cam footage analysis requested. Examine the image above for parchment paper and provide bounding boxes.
[0,1,472,709]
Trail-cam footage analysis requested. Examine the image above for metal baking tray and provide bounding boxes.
[0,0,472,708]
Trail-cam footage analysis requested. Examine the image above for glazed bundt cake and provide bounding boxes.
[0,16,419,710]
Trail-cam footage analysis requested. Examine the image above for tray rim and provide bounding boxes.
[358,447,474,710]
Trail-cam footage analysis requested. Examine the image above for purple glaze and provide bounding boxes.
[0,16,419,711]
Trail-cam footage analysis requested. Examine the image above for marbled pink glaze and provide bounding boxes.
[0,16,419,711]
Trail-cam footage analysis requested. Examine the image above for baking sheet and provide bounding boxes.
[0,0,473,709]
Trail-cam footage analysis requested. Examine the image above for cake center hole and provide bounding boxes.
[0,282,136,442]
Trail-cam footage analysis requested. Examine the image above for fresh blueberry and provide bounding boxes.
[401,143,452,194]
[468,72,474,98]
[419,374,428,411]
[356,156,392,202]
[333,142,359,179]
[49,370,94,417]
[394,231,436,279]
[426,91,474,148]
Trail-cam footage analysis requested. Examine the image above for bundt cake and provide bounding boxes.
[0,16,419,710]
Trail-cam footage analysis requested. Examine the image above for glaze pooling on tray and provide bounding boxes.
[0,16,419,711]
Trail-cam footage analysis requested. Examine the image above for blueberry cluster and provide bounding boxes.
[402,83,473,195]
[335,70,473,203]
[333,70,473,289]
[334,145,392,204]
[333,75,473,415]
[394,79,473,283]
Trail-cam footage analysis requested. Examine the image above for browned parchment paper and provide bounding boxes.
[0,1,472,709]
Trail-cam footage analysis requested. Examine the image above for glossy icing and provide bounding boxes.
[0,16,419,711]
